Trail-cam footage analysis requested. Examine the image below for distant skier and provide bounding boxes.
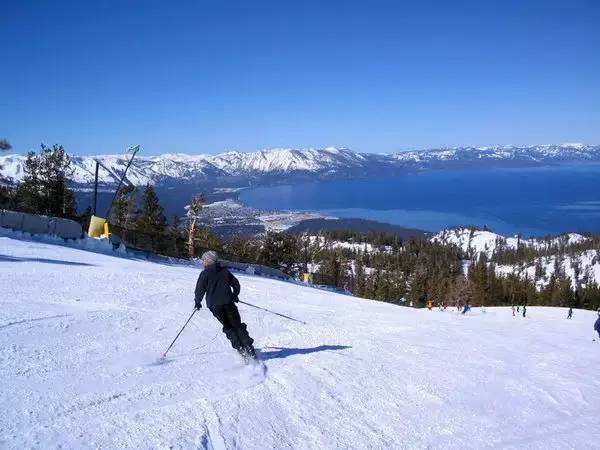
[194,251,257,362]
[462,303,471,314]
[595,313,600,340]
[427,300,433,311]
[512,305,515,317]
[567,307,573,320]
[516,305,520,313]
[522,305,527,318]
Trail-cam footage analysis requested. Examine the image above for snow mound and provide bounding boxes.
[1,236,599,448]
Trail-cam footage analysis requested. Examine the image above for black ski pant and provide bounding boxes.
[209,303,254,351]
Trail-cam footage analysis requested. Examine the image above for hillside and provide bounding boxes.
[1,235,599,448]
[432,228,589,258]
[432,228,600,289]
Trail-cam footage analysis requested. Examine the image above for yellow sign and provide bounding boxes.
[88,215,107,238]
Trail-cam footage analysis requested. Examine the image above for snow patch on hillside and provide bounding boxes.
[496,250,600,290]
[432,228,588,258]
[432,228,599,288]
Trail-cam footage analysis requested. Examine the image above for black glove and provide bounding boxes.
[233,295,240,303]
[195,301,202,310]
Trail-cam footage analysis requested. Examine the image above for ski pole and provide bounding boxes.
[161,309,197,358]
[239,300,306,325]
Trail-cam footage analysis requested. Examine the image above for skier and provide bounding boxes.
[522,305,527,318]
[462,303,471,314]
[194,250,257,362]
[595,311,600,340]
[512,305,515,317]
[567,307,573,320]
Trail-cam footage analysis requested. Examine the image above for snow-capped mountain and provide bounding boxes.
[1,143,599,186]
[391,143,600,164]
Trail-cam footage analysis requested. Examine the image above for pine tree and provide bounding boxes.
[111,185,136,228]
[15,144,76,217]
[258,232,300,275]
[354,256,366,296]
[15,151,42,213]
[136,184,166,234]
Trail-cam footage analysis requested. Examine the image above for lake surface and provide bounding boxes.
[240,164,600,237]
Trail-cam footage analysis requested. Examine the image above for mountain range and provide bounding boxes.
[1,143,599,187]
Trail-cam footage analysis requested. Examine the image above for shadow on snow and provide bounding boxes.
[258,345,352,361]
[0,254,95,266]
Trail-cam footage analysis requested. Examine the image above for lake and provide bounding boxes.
[239,164,600,237]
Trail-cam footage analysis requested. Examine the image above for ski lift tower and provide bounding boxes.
[88,145,140,238]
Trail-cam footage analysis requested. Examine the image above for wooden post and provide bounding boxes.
[93,160,99,215]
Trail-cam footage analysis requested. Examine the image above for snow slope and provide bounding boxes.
[1,236,599,449]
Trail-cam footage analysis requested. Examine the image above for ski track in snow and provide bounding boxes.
[1,236,600,449]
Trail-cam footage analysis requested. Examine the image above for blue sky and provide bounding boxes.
[2,0,599,155]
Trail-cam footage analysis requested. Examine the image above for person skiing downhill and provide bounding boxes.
[567,307,573,319]
[595,309,600,340]
[194,251,257,362]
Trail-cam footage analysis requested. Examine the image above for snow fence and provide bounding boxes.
[0,210,83,240]
[222,260,292,281]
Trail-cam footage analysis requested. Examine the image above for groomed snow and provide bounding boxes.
[1,236,599,449]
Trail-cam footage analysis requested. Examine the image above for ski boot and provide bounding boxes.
[239,345,258,364]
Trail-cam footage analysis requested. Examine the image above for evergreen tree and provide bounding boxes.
[111,185,136,228]
[354,256,367,297]
[15,151,42,213]
[136,184,166,234]
[257,232,300,275]
[15,144,76,217]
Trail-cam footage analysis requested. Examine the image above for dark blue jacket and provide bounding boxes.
[195,263,240,309]
[594,317,600,332]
